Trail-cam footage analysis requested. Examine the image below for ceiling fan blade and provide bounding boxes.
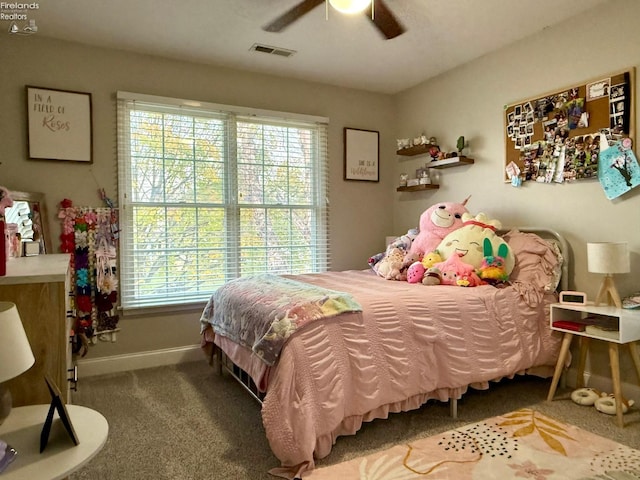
[367,0,405,39]
[263,0,326,32]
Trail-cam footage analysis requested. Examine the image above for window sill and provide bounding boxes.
[119,301,207,318]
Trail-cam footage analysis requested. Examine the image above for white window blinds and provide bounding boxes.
[117,92,329,310]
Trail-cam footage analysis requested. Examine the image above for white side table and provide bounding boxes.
[0,404,108,480]
[546,302,640,427]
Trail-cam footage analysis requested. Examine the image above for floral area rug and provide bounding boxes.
[304,409,640,479]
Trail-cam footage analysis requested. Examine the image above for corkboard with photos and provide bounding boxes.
[503,68,635,183]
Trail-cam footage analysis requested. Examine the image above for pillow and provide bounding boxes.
[502,229,563,292]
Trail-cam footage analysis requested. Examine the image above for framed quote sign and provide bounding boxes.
[343,127,379,182]
[26,86,93,163]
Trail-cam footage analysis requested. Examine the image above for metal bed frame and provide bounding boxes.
[213,346,265,404]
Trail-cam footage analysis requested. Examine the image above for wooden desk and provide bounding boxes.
[0,404,108,480]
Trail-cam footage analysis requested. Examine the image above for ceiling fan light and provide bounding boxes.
[329,0,372,14]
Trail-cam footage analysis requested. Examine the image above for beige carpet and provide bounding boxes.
[70,361,640,479]
[305,408,640,479]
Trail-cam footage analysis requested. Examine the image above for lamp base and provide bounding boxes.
[594,274,622,309]
[0,383,11,426]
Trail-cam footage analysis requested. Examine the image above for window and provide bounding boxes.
[117,92,329,310]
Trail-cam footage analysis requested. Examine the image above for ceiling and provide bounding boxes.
[26,0,608,94]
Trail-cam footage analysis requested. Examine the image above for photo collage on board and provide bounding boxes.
[505,74,631,184]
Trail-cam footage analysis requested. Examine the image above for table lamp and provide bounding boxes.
[587,242,630,309]
[0,302,35,425]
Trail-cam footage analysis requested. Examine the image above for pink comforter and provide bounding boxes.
[204,266,562,478]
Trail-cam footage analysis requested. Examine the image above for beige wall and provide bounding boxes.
[394,0,640,383]
[0,35,396,358]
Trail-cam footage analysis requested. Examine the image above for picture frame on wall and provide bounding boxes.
[343,127,379,182]
[26,86,93,163]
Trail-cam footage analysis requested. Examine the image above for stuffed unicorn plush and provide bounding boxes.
[408,197,470,257]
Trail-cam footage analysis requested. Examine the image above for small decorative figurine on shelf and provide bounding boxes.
[457,136,465,156]
[429,144,440,160]
[419,170,431,185]
[397,138,411,150]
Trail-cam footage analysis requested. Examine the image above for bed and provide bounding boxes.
[199,228,569,479]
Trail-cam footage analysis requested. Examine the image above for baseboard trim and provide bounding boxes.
[77,351,640,402]
[77,345,205,377]
[565,367,640,401]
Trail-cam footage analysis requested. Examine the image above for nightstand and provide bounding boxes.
[546,302,640,427]
[0,404,108,479]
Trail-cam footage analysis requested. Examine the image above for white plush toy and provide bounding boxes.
[570,387,635,415]
[436,212,515,274]
[594,393,635,415]
[375,248,406,281]
[570,388,601,406]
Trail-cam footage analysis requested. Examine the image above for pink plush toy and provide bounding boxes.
[408,197,471,257]
[434,253,484,287]
[406,261,425,284]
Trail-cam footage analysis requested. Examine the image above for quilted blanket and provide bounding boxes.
[200,274,362,366]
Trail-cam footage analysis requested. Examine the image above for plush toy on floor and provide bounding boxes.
[570,387,602,406]
[570,387,635,415]
[594,393,635,415]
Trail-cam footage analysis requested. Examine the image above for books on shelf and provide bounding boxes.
[553,314,619,336]
[585,325,620,340]
[552,320,585,331]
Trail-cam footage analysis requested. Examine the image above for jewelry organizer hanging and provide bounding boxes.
[59,198,120,357]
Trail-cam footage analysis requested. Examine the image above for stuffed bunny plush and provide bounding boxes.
[478,237,510,284]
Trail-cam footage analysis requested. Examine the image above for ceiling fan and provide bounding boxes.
[263,0,406,40]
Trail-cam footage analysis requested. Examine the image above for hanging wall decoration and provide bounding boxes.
[598,138,640,200]
[59,198,119,356]
[26,86,93,163]
[343,127,380,182]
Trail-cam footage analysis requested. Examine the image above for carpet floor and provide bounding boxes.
[70,361,640,479]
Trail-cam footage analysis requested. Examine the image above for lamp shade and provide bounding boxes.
[0,302,34,384]
[329,0,372,14]
[587,242,630,274]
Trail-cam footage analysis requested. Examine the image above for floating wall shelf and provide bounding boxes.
[427,156,474,169]
[396,184,440,192]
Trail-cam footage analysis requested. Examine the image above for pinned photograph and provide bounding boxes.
[586,78,610,101]
[610,83,626,100]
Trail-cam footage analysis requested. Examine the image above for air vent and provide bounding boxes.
[250,43,296,58]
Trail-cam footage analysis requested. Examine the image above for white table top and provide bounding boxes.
[0,254,70,285]
[0,404,108,480]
